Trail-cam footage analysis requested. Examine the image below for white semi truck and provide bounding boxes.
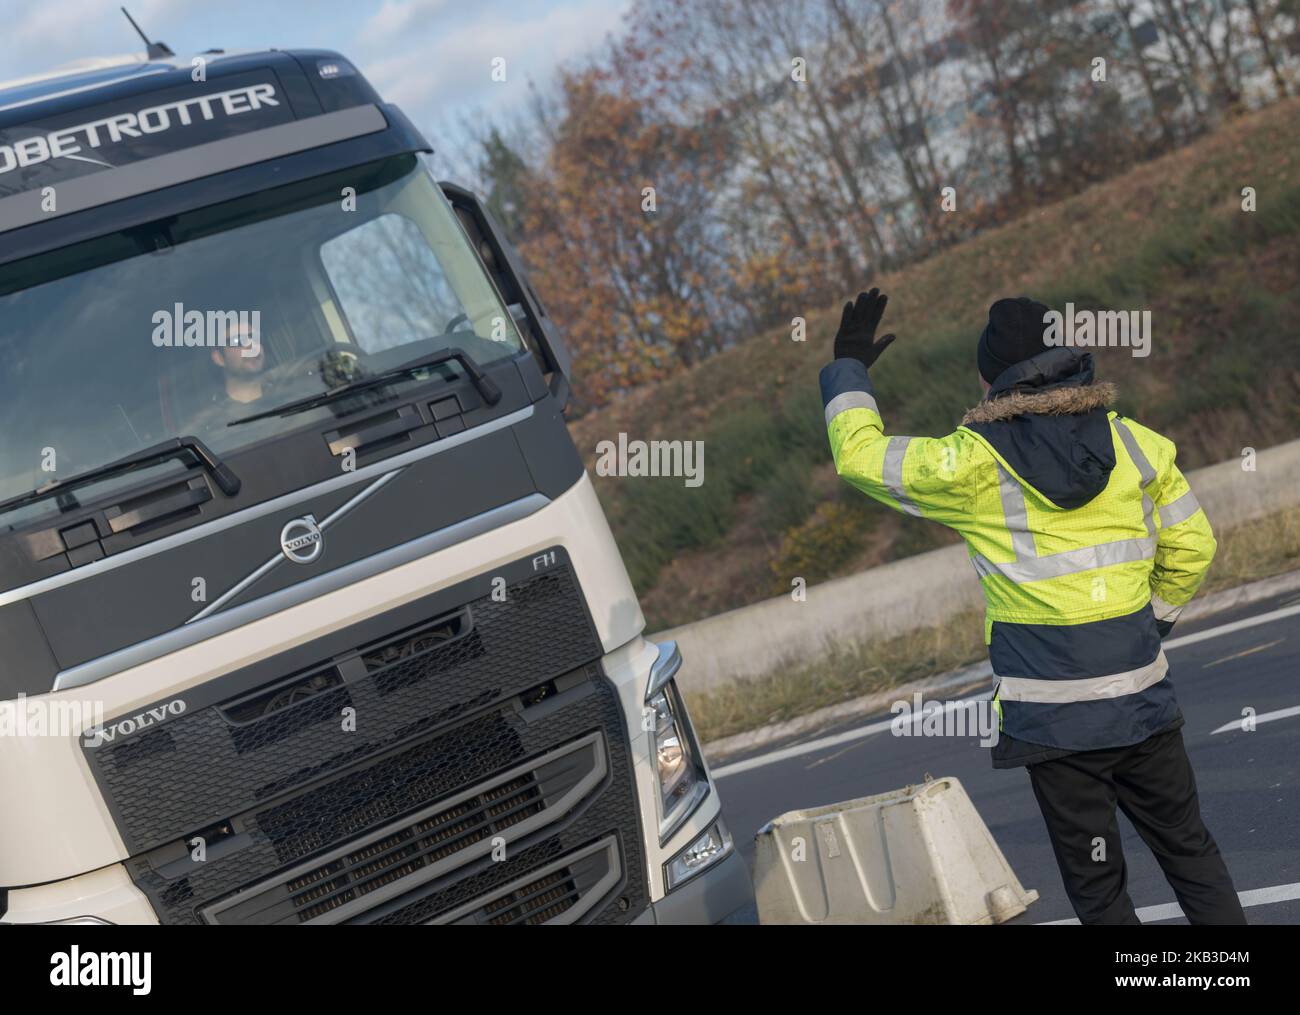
[0,45,751,925]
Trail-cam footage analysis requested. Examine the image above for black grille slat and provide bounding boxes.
[486,870,582,925]
[382,835,622,926]
[228,686,354,755]
[256,710,526,865]
[359,609,481,694]
[277,777,546,919]
[219,666,345,724]
[372,630,487,696]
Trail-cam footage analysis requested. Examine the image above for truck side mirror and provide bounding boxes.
[439,181,572,409]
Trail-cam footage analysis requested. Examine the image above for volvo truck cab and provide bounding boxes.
[0,48,751,925]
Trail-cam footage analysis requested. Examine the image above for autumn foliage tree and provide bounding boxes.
[513,68,731,406]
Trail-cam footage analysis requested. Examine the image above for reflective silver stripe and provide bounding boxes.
[1113,419,1157,538]
[997,650,1168,703]
[188,468,403,622]
[997,465,1036,559]
[1150,593,1185,623]
[1112,419,1156,484]
[882,436,923,517]
[972,536,1156,583]
[824,390,879,426]
[1158,488,1202,528]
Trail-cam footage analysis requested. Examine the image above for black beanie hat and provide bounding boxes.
[978,296,1053,385]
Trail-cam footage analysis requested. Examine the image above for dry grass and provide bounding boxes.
[688,610,988,744]
[1200,505,1300,595]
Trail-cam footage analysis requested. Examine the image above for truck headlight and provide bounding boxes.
[646,642,709,844]
[648,689,690,798]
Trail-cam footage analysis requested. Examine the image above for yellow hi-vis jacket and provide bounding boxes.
[819,349,1215,765]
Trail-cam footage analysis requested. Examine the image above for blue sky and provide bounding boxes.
[0,0,631,166]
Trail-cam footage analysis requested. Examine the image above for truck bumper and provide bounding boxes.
[635,848,753,925]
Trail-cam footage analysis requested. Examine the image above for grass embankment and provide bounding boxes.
[571,98,1300,633]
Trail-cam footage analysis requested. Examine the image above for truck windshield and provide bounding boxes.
[0,154,525,508]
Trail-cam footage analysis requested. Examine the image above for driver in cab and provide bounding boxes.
[179,314,272,437]
[179,308,361,437]
[212,316,267,406]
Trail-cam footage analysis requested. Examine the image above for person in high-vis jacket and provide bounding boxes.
[820,289,1246,925]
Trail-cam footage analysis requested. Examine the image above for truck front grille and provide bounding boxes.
[85,558,648,925]
[390,835,623,926]
[201,732,607,924]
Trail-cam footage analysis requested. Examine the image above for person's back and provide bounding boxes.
[818,291,1245,925]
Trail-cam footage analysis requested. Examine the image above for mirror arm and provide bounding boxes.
[548,370,571,410]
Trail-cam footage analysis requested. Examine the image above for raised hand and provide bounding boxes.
[833,287,896,369]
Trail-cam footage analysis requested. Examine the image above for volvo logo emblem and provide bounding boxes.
[280,515,323,564]
[83,698,188,748]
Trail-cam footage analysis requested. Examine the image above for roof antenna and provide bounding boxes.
[120,6,175,60]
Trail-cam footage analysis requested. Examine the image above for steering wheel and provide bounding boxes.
[258,346,365,401]
[444,312,473,334]
[317,346,364,388]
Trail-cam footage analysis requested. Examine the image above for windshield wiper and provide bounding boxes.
[0,435,241,518]
[226,347,503,427]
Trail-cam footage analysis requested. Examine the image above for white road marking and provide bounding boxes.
[712,600,1300,780]
[1164,601,1300,650]
[800,697,991,770]
[1037,880,1300,924]
[714,693,994,778]
[1211,704,1300,735]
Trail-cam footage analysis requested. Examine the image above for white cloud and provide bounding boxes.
[7,0,193,67]
[355,0,630,119]
[358,0,452,48]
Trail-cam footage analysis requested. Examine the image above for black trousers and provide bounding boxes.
[1026,727,1247,925]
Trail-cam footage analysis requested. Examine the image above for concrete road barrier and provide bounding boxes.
[753,775,1038,925]
[656,438,1300,695]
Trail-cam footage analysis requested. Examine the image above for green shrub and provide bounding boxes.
[757,457,820,532]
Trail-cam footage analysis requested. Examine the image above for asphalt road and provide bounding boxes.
[711,586,1300,925]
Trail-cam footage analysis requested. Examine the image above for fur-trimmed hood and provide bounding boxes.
[961,348,1118,510]
[962,381,1117,425]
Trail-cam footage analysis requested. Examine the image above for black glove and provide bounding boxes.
[1156,619,1175,639]
[833,287,896,369]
